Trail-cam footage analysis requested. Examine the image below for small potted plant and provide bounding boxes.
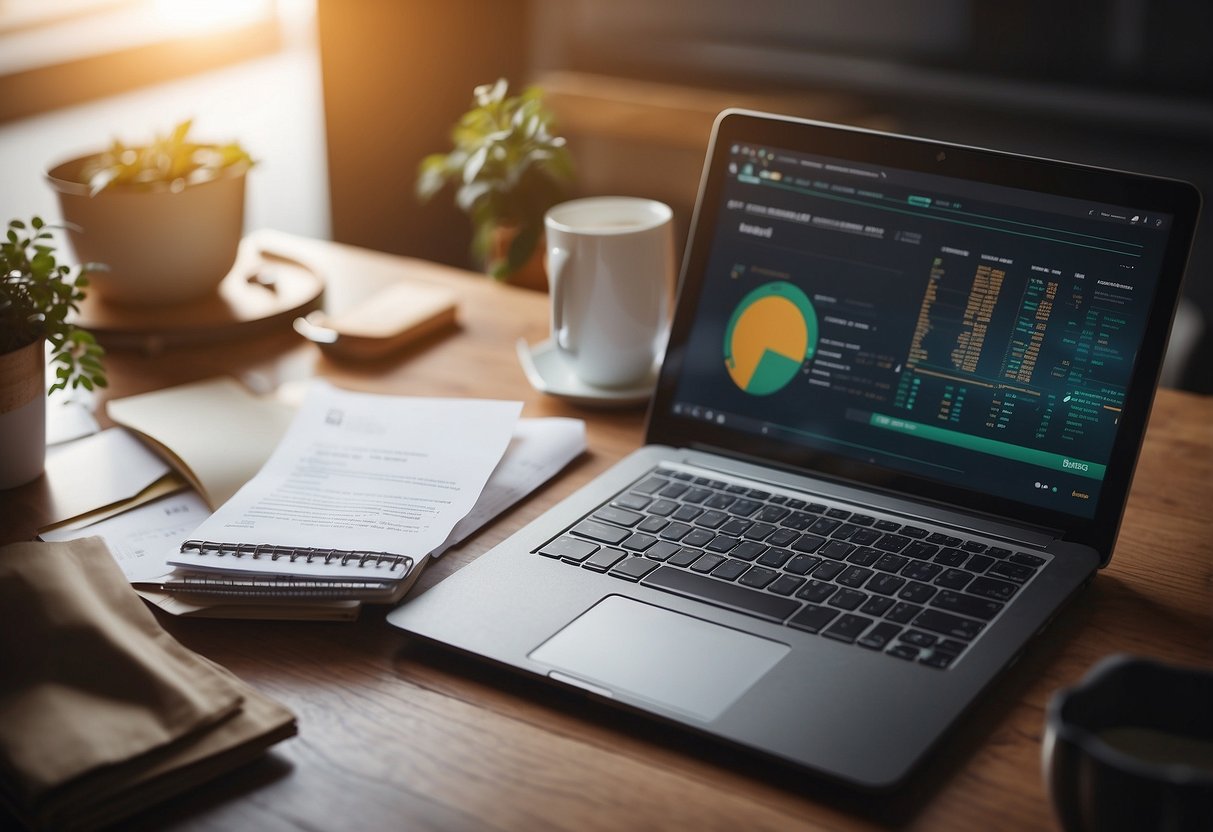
[417,79,573,288]
[45,119,255,305]
[0,216,106,488]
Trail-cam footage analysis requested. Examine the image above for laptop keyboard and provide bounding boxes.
[534,465,1050,670]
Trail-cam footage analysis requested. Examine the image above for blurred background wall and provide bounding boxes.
[1,0,1209,390]
[318,0,1212,392]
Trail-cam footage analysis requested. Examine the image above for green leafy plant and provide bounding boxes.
[0,217,106,394]
[417,79,573,279]
[82,118,254,195]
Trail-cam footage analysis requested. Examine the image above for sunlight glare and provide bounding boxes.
[151,0,272,32]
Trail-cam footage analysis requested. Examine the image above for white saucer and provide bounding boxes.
[515,338,657,408]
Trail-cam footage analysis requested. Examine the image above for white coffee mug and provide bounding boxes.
[544,197,675,388]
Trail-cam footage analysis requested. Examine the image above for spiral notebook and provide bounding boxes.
[157,547,417,603]
[163,542,415,602]
[169,541,414,582]
[161,381,523,598]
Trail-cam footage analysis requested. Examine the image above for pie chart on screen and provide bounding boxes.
[724,281,817,395]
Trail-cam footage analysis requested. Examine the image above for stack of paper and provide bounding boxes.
[157,380,524,603]
[38,427,183,534]
[45,378,586,619]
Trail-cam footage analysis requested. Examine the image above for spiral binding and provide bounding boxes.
[179,540,413,572]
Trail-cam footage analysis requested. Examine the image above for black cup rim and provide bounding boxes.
[1047,654,1213,787]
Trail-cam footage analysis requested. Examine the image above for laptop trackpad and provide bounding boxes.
[529,595,790,722]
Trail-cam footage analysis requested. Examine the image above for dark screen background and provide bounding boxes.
[670,145,1171,518]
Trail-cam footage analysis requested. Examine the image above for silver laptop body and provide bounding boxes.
[389,111,1200,790]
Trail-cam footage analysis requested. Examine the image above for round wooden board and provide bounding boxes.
[71,246,324,353]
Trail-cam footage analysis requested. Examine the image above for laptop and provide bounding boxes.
[388,110,1201,790]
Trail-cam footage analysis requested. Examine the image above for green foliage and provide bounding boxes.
[82,118,254,196]
[417,79,573,278]
[0,217,106,395]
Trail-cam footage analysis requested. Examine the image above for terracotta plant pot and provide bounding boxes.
[489,225,548,292]
[0,340,46,489]
[46,154,246,306]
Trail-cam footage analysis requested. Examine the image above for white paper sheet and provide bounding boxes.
[169,381,521,579]
[45,400,100,446]
[41,491,210,582]
[432,417,586,557]
[44,417,582,594]
[40,428,172,527]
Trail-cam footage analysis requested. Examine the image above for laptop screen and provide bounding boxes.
[653,114,1198,540]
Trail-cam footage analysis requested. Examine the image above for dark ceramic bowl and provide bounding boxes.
[1044,655,1213,832]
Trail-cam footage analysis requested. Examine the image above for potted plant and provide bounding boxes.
[0,216,106,489]
[417,79,573,288]
[45,119,255,305]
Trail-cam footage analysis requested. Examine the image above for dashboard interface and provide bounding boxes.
[670,142,1175,519]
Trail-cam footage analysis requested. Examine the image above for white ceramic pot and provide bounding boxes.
[0,340,46,490]
[46,154,246,306]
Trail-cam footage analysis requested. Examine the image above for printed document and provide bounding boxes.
[42,491,210,582]
[432,417,585,556]
[172,381,521,576]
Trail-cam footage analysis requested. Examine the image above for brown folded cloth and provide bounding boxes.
[0,537,296,831]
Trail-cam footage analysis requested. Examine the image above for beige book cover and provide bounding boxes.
[107,376,297,509]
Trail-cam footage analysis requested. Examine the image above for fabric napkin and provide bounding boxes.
[0,537,296,830]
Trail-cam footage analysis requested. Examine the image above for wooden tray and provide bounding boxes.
[71,246,324,354]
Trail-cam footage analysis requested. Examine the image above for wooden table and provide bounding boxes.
[3,231,1212,831]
